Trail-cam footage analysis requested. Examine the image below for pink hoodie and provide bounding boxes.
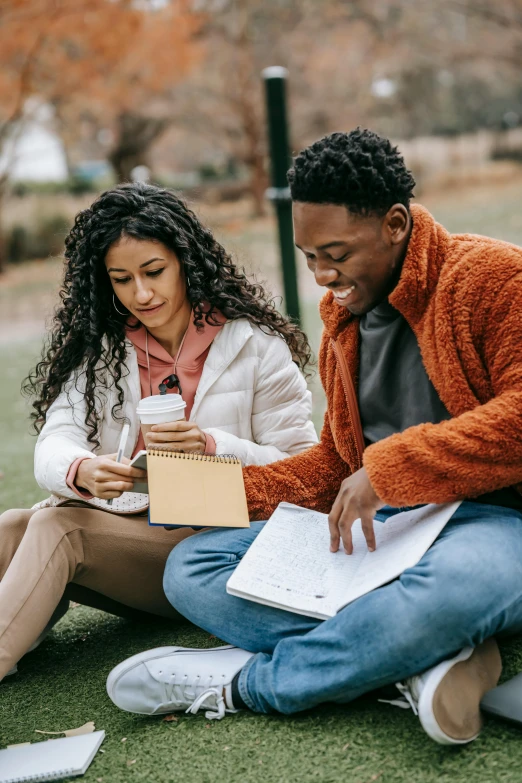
[67,313,224,497]
[127,315,223,454]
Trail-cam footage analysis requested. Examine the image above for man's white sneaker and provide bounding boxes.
[107,645,254,720]
[381,638,501,745]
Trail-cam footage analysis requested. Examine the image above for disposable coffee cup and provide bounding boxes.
[136,393,187,441]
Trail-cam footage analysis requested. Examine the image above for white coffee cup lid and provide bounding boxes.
[136,394,186,415]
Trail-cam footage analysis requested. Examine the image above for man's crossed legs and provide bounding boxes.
[107,503,522,744]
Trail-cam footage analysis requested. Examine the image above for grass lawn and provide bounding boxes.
[2,182,522,781]
[2,327,522,783]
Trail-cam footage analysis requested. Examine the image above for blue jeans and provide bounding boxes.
[164,502,522,714]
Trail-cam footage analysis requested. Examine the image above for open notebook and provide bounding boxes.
[227,502,461,619]
[146,448,249,528]
[0,731,105,783]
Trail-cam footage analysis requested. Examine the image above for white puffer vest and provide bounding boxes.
[34,318,318,500]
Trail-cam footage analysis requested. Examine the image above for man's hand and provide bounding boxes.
[76,455,146,499]
[328,466,384,554]
[146,420,207,453]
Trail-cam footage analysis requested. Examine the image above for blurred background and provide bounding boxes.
[4,0,522,507]
[4,6,522,773]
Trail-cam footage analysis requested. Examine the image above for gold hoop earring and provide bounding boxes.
[113,294,128,316]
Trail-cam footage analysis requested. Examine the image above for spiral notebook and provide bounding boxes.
[147,448,250,528]
[0,730,105,782]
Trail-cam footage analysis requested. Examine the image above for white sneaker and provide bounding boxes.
[107,645,254,720]
[380,638,501,745]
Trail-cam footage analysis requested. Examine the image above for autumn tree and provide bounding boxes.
[0,0,138,272]
[167,0,390,214]
[173,0,298,216]
[0,0,201,270]
[49,1,202,182]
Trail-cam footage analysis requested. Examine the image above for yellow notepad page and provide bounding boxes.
[147,449,250,528]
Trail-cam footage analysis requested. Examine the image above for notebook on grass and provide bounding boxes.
[0,730,105,783]
[146,448,249,528]
[227,502,461,619]
[481,672,522,725]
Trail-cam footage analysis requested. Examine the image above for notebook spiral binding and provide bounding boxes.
[147,448,240,465]
[9,771,74,782]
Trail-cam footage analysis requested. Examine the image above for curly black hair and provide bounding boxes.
[288,128,416,216]
[23,183,312,446]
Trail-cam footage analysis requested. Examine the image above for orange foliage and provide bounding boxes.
[0,0,202,134]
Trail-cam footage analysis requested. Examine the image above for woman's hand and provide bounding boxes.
[328,466,384,554]
[76,455,146,499]
[146,420,207,453]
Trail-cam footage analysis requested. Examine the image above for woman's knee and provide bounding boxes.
[22,508,84,564]
[26,507,73,534]
[0,509,33,575]
[0,508,32,535]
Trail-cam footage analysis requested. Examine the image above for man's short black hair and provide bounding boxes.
[288,128,416,216]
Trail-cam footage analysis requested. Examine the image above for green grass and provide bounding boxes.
[0,341,48,511]
[421,179,522,246]
[2,332,522,783]
[3,185,522,781]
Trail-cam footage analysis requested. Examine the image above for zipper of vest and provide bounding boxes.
[331,338,365,469]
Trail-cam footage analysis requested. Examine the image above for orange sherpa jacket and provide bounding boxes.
[243,203,522,518]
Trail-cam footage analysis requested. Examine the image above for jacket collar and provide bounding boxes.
[190,318,254,417]
[124,318,253,421]
[319,204,449,337]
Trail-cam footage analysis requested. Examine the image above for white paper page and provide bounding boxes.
[227,502,460,619]
[228,504,364,618]
[0,731,105,782]
[331,501,461,610]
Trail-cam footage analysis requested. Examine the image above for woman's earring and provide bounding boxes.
[113,294,128,316]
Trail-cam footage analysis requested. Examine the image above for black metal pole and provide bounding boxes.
[262,66,301,325]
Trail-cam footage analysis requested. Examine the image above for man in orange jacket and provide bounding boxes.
[109,129,522,745]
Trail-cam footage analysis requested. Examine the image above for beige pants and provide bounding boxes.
[0,505,196,680]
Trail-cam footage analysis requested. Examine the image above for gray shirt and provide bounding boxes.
[358,300,522,510]
[359,300,450,445]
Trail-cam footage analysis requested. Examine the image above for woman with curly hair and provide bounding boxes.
[0,182,317,681]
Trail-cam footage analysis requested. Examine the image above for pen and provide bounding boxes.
[107,423,130,506]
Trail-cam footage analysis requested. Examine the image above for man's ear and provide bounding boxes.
[384,204,410,245]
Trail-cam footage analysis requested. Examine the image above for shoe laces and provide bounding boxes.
[186,689,226,721]
[159,673,228,721]
[378,678,419,716]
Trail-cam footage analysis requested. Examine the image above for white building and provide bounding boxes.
[0,102,68,182]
